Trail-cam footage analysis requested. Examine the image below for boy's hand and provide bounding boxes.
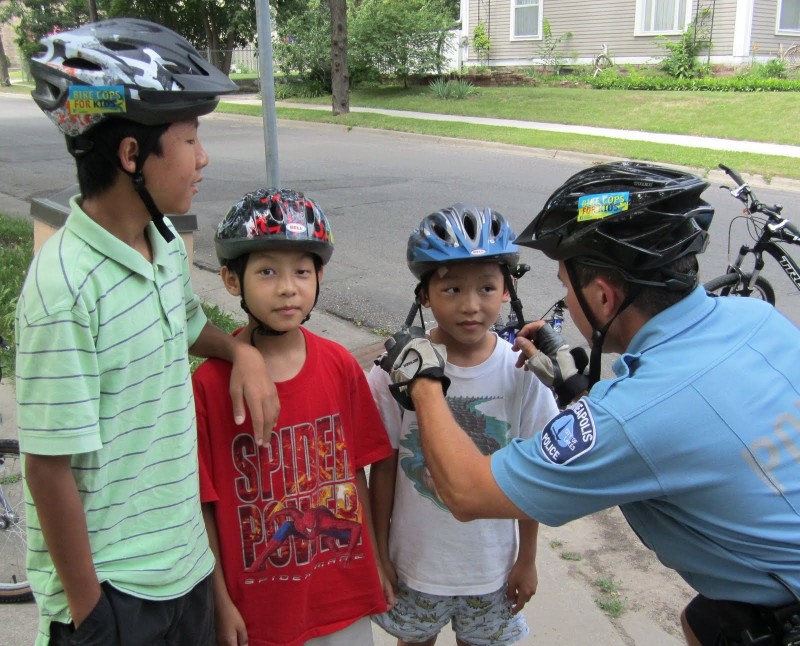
[379,327,450,410]
[215,596,248,646]
[506,559,538,615]
[230,343,279,445]
[378,558,398,610]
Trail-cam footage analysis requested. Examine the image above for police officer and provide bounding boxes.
[381,162,800,645]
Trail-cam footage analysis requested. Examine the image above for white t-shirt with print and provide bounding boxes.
[367,335,559,595]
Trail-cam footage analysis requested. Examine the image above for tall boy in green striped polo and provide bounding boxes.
[16,20,278,645]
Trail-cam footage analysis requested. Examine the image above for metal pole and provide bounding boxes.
[256,0,280,188]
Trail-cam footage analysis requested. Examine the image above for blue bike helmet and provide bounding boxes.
[407,203,520,280]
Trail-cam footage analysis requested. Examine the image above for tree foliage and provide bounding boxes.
[8,0,256,73]
[349,0,455,87]
[273,0,333,89]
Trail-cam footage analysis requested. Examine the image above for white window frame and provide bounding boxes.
[776,0,800,35]
[634,0,693,36]
[510,0,543,41]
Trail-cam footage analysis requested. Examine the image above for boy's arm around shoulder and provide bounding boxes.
[190,323,278,448]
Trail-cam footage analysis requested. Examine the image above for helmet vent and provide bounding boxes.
[490,214,502,238]
[63,57,102,71]
[102,40,136,52]
[463,213,478,241]
[305,202,316,224]
[431,222,452,243]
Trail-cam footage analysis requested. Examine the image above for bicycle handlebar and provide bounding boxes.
[718,163,784,220]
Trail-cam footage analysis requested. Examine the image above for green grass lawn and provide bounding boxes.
[279,85,800,146]
[219,101,800,181]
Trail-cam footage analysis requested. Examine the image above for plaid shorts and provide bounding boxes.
[372,581,529,646]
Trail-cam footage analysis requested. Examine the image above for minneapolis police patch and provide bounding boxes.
[540,400,596,465]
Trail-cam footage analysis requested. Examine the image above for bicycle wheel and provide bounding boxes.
[593,54,613,76]
[781,43,800,70]
[0,439,32,603]
[703,273,776,305]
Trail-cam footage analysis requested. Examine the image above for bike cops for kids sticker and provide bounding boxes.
[577,191,629,221]
[68,85,126,115]
[540,400,596,465]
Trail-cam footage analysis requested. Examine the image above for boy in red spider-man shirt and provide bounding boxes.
[193,188,393,646]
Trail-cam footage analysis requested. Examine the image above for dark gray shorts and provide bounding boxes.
[48,576,214,646]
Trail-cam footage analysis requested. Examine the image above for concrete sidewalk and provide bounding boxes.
[219,95,800,159]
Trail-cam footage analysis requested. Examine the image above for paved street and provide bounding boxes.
[2,92,799,335]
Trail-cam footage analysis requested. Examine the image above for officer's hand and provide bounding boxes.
[514,321,588,407]
[379,327,450,410]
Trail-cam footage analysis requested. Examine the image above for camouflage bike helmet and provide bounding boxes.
[515,161,715,388]
[29,18,237,242]
[30,17,237,137]
[215,188,334,339]
[405,203,526,337]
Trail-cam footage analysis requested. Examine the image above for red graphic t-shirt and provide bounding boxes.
[194,328,392,646]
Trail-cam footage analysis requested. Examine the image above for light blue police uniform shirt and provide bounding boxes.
[492,286,800,605]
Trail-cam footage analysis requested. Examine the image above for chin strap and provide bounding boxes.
[565,261,640,388]
[132,171,175,243]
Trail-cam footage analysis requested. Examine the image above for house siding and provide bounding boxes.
[464,0,790,67]
[752,1,798,58]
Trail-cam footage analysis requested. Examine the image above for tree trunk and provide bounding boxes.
[329,0,349,115]
[87,0,98,22]
[0,33,9,87]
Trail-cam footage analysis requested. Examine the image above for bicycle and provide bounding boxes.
[0,335,32,603]
[703,164,800,304]
[779,42,800,73]
[592,43,613,77]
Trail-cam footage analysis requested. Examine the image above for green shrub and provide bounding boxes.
[429,77,476,99]
[473,21,491,64]
[535,19,573,75]
[657,10,712,79]
[749,58,788,79]
[585,72,800,91]
[0,215,34,382]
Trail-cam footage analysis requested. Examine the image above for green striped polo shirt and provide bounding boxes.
[16,197,214,643]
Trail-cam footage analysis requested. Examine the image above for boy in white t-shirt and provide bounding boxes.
[368,204,559,646]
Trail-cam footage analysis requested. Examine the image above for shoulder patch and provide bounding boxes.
[539,400,596,465]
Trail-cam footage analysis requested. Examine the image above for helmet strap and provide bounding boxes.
[131,171,175,243]
[500,264,525,331]
[565,260,640,388]
[124,131,175,243]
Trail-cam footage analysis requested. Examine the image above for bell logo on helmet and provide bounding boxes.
[287,223,307,234]
[67,86,126,115]
[577,192,630,221]
[470,249,487,256]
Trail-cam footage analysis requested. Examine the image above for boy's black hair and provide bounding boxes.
[72,120,170,199]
